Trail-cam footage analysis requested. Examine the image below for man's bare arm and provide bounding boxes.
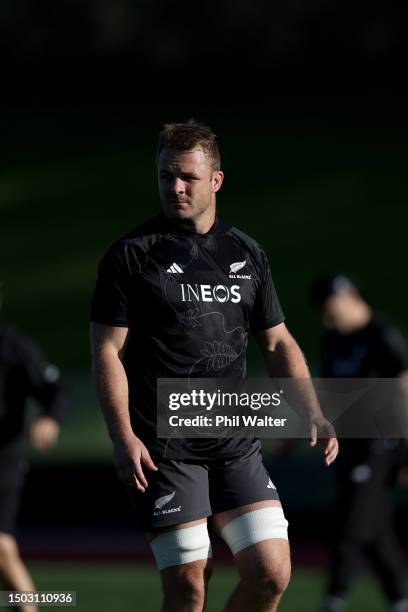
[254,322,338,465]
[90,323,132,441]
[90,323,157,491]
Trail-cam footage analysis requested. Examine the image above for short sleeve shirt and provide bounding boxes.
[91,213,285,459]
[0,324,65,448]
[322,316,408,466]
[323,316,408,378]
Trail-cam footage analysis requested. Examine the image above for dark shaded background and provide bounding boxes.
[1,0,408,103]
[1,0,408,546]
[2,0,408,368]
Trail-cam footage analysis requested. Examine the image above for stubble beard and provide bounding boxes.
[162,194,214,225]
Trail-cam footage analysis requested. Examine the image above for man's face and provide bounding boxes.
[321,291,360,333]
[157,147,223,222]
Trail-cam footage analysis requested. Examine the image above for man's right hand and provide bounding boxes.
[113,435,158,492]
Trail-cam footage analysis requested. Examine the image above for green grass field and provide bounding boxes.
[2,108,408,371]
[24,562,389,611]
[1,111,407,612]
[6,106,406,466]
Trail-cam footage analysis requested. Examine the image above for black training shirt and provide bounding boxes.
[90,212,285,459]
[0,324,67,450]
[322,316,408,466]
[323,316,408,378]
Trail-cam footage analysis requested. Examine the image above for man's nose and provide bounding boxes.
[169,177,185,193]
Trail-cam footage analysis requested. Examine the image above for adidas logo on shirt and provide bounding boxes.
[267,478,276,489]
[167,263,184,274]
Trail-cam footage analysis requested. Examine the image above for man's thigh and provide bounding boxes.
[148,518,213,585]
[209,443,281,515]
[127,459,213,575]
[213,500,290,567]
[127,459,212,531]
[209,444,290,576]
[152,526,212,612]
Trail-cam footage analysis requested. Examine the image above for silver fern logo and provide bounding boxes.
[154,491,176,510]
[229,260,251,280]
[230,260,246,273]
[153,491,181,517]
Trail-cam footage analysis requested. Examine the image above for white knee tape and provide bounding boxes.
[220,507,289,555]
[150,523,212,571]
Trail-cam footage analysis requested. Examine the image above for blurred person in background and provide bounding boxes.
[0,284,68,612]
[90,120,338,612]
[312,274,408,612]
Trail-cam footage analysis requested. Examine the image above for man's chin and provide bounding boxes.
[165,206,192,220]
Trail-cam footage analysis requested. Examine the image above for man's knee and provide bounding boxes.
[260,561,291,597]
[162,561,212,607]
[151,523,213,609]
[220,505,291,599]
[241,559,291,603]
[0,533,19,567]
[235,539,291,604]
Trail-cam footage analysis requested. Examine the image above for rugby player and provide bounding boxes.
[90,121,338,612]
[312,274,408,612]
[0,290,67,612]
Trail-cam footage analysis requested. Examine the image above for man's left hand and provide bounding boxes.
[30,416,60,452]
[310,416,339,466]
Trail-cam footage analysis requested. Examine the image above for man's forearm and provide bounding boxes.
[261,333,323,420]
[92,352,134,443]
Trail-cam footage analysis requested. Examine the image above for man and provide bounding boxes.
[90,120,338,612]
[312,274,408,612]
[0,297,67,612]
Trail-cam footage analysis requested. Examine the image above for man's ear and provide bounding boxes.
[212,170,224,193]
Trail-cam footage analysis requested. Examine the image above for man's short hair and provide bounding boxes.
[156,120,221,171]
[311,274,357,308]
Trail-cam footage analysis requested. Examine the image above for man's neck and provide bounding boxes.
[165,209,217,235]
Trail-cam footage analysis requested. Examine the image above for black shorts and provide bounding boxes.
[0,481,24,535]
[127,443,280,530]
